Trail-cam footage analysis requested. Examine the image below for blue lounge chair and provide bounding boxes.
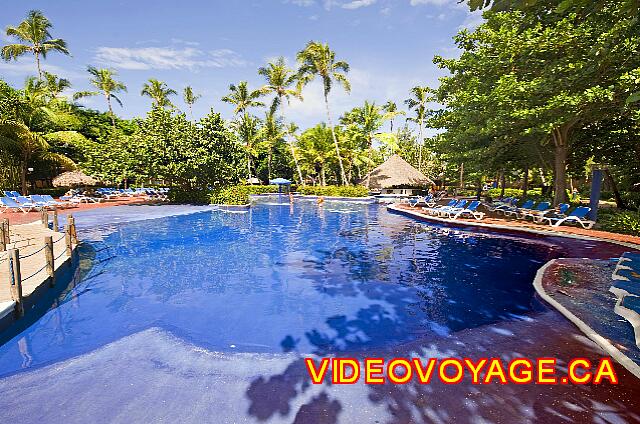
[41,194,72,208]
[435,199,468,217]
[408,194,432,208]
[503,200,535,217]
[609,278,640,298]
[0,196,34,213]
[614,295,640,348]
[533,203,570,224]
[15,196,43,210]
[488,197,518,212]
[422,199,456,215]
[542,206,595,229]
[518,202,551,220]
[447,200,485,220]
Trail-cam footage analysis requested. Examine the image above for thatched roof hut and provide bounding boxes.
[52,171,99,187]
[360,154,434,190]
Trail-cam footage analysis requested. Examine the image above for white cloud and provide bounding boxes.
[458,10,484,29]
[94,46,249,71]
[342,0,376,9]
[0,59,85,80]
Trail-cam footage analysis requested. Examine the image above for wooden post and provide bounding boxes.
[45,236,55,287]
[8,249,24,318]
[3,219,9,245]
[0,223,5,252]
[65,224,72,261]
[52,209,59,232]
[68,215,78,244]
[41,210,48,229]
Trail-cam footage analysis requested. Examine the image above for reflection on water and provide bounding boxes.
[0,201,565,375]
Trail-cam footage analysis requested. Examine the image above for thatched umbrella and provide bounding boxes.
[52,171,99,187]
[360,154,434,189]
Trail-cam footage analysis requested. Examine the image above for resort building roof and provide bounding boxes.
[360,154,434,189]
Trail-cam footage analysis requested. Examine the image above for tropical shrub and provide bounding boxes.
[597,208,640,237]
[296,185,369,197]
[485,188,549,203]
[210,186,251,205]
[168,188,211,204]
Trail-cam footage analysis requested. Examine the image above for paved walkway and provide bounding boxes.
[0,222,72,316]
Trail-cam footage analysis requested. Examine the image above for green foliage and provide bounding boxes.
[485,188,550,202]
[168,188,212,204]
[296,185,369,197]
[209,184,280,205]
[597,208,640,237]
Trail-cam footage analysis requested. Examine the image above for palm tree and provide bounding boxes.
[42,71,70,99]
[405,86,430,173]
[141,79,176,108]
[258,111,286,181]
[232,112,262,178]
[1,10,69,79]
[182,86,201,119]
[286,123,304,185]
[74,66,127,128]
[221,81,264,116]
[258,56,301,114]
[297,123,336,186]
[296,41,350,185]
[382,101,405,132]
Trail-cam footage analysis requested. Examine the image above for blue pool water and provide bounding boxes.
[0,199,563,376]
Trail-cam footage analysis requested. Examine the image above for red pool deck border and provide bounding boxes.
[0,197,165,226]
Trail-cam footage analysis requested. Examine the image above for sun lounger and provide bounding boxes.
[0,196,34,213]
[15,196,44,211]
[503,200,535,217]
[614,295,640,348]
[446,200,485,220]
[518,202,551,220]
[435,199,468,217]
[533,203,570,224]
[408,195,432,208]
[542,206,595,229]
[422,199,457,215]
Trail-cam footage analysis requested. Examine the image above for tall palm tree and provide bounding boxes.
[296,41,350,185]
[1,10,69,79]
[258,56,304,184]
[382,101,405,132]
[405,86,430,173]
[141,78,176,108]
[74,66,127,128]
[258,111,286,181]
[221,81,264,116]
[286,123,304,185]
[232,112,262,178]
[182,86,201,119]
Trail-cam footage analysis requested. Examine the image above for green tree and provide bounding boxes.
[382,101,405,132]
[405,86,431,174]
[258,110,286,181]
[182,86,201,119]
[74,66,127,128]
[141,79,176,109]
[1,10,69,79]
[296,123,336,186]
[297,41,350,185]
[221,81,264,116]
[232,112,262,178]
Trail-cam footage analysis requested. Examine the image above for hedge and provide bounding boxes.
[597,208,640,237]
[296,185,369,197]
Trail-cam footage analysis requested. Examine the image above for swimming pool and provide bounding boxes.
[0,199,636,422]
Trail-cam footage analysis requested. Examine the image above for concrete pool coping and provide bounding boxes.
[388,203,640,379]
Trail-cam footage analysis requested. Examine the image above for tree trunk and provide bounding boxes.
[500,170,506,198]
[324,93,347,185]
[281,99,304,186]
[418,119,423,173]
[551,127,570,205]
[106,94,116,129]
[604,169,627,209]
[320,165,326,186]
[522,165,529,199]
[476,177,482,201]
[35,51,42,80]
[20,162,28,195]
[459,162,464,188]
[268,149,272,181]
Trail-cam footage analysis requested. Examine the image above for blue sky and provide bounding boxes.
[1,0,482,132]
